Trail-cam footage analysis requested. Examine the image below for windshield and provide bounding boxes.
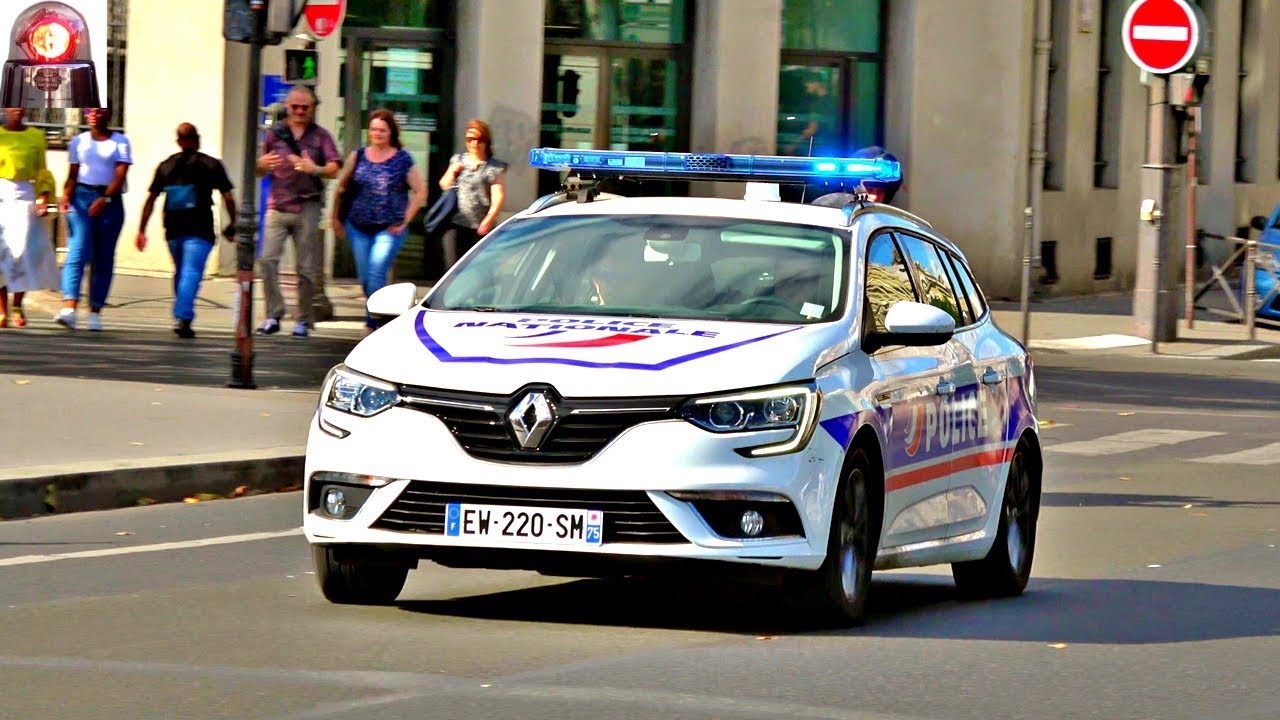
[425,214,848,324]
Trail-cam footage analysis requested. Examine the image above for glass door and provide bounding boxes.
[339,33,453,280]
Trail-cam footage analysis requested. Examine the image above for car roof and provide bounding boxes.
[514,194,959,255]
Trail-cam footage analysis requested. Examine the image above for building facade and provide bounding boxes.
[42,0,1280,300]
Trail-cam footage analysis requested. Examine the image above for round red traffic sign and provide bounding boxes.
[1122,0,1200,74]
[303,0,346,40]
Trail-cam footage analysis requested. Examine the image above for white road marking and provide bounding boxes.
[1046,429,1223,456]
[1190,442,1280,466]
[1133,25,1190,41]
[0,529,302,568]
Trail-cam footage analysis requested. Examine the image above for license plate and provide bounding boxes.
[445,503,603,546]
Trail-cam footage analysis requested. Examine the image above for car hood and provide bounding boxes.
[341,308,850,397]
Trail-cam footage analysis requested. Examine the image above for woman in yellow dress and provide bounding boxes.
[0,107,58,328]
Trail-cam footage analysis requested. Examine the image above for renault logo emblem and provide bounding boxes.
[508,390,556,449]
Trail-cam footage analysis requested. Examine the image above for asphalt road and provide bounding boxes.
[1,356,1278,719]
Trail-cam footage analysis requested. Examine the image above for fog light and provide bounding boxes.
[323,487,347,517]
[740,510,764,537]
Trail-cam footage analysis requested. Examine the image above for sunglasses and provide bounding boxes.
[288,104,313,111]
[465,136,484,143]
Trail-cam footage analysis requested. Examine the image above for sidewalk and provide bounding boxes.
[1,278,1277,520]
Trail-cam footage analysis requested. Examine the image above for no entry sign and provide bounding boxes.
[303,0,345,40]
[1122,0,1201,74]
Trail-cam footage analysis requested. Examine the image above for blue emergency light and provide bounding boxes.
[528,148,901,186]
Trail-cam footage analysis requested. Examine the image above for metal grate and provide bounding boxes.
[398,385,684,464]
[372,481,688,544]
[683,154,733,172]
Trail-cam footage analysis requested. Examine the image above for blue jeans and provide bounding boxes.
[344,222,406,328]
[62,184,126,309]
[167,236,214,321]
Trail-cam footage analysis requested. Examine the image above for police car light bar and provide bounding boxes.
[528,148,901,186]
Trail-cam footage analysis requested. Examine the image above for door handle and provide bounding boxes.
[935,380,956,396]
[982,368,1005,385]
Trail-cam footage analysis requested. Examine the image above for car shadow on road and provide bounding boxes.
[1043,491,1280,509]
[396,573,1280,643]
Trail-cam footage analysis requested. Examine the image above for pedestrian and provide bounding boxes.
[134,123,237,339]
[56,107,131,331]
[255,85,341,338]
[331,109,427,334]
[437,119,507,269]
[0,107,59,328]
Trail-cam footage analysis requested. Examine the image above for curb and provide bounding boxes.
[0,451,304,520]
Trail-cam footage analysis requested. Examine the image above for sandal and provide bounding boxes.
[12,307,25,328]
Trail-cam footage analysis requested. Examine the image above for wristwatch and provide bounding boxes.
[103,196,113,204]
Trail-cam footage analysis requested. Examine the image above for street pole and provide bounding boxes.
[1134,74,1178,353]
[229,33,263,389]
[1184,106,1198,329]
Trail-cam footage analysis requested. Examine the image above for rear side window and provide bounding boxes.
[864,232,916,333]
[895,233,964,326]
[947,253,988,319]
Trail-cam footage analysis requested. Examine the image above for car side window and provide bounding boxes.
[895,233,964,326]
[947,253,988,319]
[938,251,974,326]
[864,232,916,333]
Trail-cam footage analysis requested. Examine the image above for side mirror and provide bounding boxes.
[1250,215,1270,232]
[366,282,418,319]
[864,301,956,353]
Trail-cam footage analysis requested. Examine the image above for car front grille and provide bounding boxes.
[397,384,685,464]
[372,481,688,544]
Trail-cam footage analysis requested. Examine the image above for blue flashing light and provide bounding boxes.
[528,148,901,186]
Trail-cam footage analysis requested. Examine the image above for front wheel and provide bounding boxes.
[952,438,1040,598]
[800,447,878,625]
[312,545,409,605]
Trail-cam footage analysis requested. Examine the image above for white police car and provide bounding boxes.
[304,149,1042,625]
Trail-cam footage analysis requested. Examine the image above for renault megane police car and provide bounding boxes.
[304,148,1042,625]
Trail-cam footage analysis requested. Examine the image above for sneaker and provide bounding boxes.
[55,308,77,330]
[291,321,309,338]
[174,320,196,339]
[256,318,281,335]
[87,313,103,332]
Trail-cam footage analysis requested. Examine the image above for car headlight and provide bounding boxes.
[681,383,820,457]
[322,364,400,417]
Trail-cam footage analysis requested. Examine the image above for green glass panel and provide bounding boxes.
[609,57,679,151]
[776,64,841,156]
[345,0,449,29]
[851,61,879,149]
[782,0,880,53]
[546,0,685,43]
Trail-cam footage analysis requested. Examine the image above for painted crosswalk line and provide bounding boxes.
[1190,442,1280,466]
[1046,429,1224,456]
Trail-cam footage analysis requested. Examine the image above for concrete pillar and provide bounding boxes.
[455,0,545,215]
[1196,0,1242,238]
[690,0,783,197]
[885,0,1033,299]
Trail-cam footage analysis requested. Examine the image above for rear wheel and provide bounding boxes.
[952,438,1040,598]
[801,447,878,625]
[312,545,409,605]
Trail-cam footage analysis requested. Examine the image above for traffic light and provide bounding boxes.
[560,69,580,118]
[224,0,305,46]
[285,49,318,84]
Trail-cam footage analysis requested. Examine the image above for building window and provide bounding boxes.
[27,0,128,148]
[541,0,692,195]
[343,0,449,30]
[1093,0,1122,189]
[1234,0,1258,183]
[1043,0,1068,190]
[778,0,884,157]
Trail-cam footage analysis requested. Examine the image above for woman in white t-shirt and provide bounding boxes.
[55,107,132,331]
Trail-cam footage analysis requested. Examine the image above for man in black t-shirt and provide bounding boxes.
[136,123,237,338]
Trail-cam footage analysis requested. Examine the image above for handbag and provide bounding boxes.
[423,186,458,235]
[336,149,364,224]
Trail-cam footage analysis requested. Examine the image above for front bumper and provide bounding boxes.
[302,402,844,572]
[2,60,100,108]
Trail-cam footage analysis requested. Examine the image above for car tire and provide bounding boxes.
[801,447,878,626]
[312,545,409,605]
[952,437,1040,599]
